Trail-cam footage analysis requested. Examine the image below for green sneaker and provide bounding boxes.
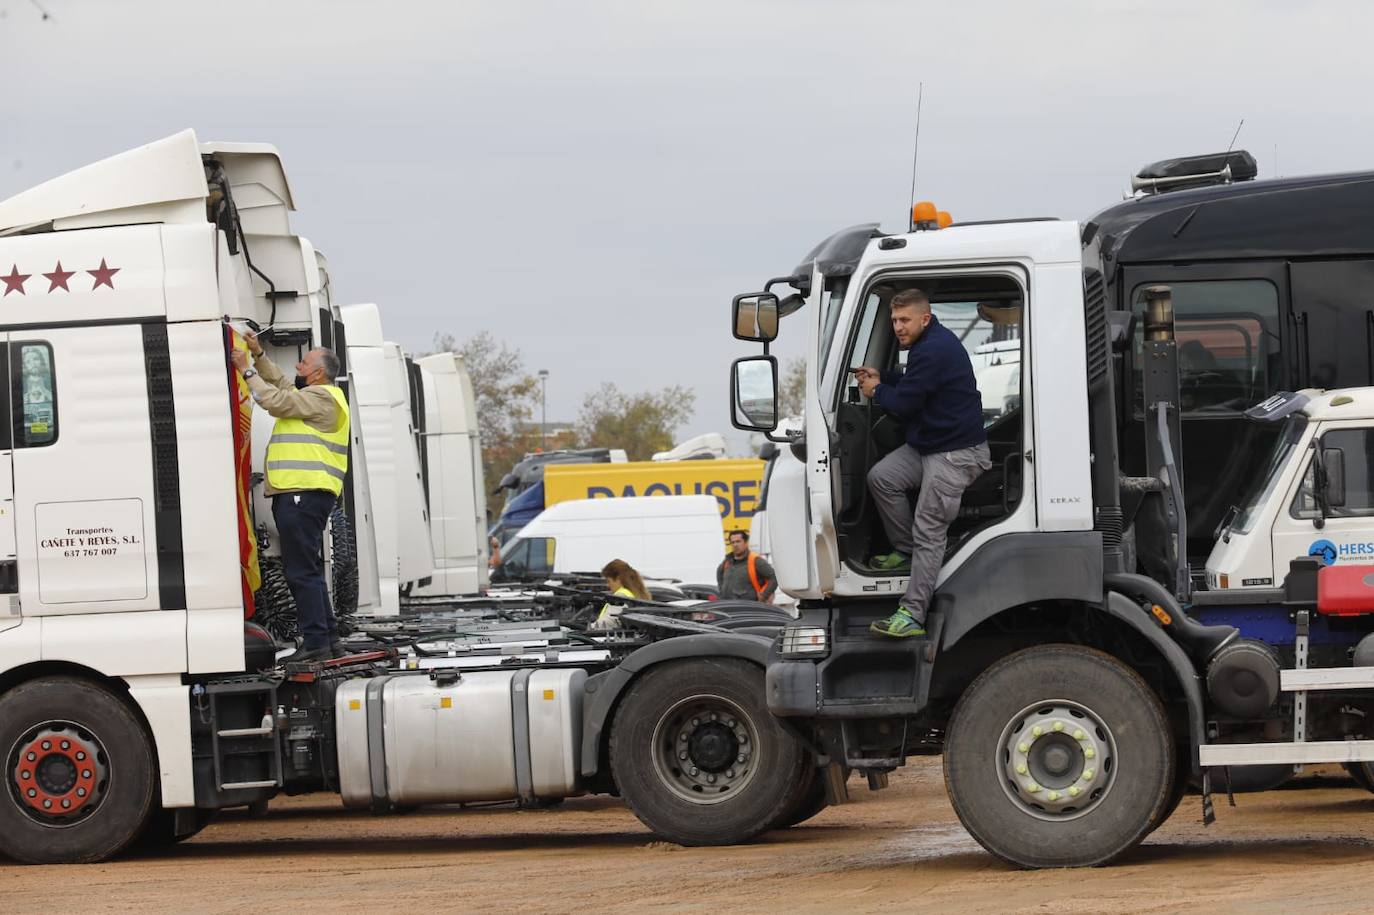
[870,607,926,638]
[870,551,911,571]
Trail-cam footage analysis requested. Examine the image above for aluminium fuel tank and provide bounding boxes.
[335,667,586,808]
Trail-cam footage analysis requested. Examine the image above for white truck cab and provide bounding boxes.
[1207,388,1374,590]
[737,219,1091,602]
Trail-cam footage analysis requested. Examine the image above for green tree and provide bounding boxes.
[430,331,540,514]
[778,357,806,420]
[576,382,696,461]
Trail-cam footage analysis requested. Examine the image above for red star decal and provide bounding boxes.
[87,258,120,290]
[43,261,75,293]
[2,264,29,296]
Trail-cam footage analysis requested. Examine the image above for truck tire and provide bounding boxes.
[771,765,829,830]
[1344,761,1374,793]
[0,677,157,864]
[609,658,808,846]
[1148,751,1191,834]
[944,645,1175,869]
[1218,764,1291,793]
[133,807,216,849]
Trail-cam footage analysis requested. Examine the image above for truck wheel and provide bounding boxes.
[134,807,216,848]
[944,645,1175,869]
[1219,764,1291,793]
[0,677,157,864]
[1148,751,1191,834]
[1344,761,1374,793]
[771,766,828,830]
[610,658,808,846]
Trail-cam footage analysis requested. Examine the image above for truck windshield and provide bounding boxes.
[1231,415,1308,535]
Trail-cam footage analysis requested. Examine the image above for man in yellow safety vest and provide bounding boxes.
[231,333,349,663]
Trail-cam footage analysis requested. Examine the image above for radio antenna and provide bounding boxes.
[907,83,924,229]
[1225,117,1244,155]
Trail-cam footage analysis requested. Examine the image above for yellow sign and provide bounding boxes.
[543,459,765,539]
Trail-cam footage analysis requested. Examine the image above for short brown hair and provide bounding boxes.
[890,288,931,312]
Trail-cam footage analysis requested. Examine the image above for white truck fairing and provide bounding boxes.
[411,352,490,597]
[340,303,434,613]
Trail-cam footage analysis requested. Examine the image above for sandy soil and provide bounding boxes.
[4,759,1372,914]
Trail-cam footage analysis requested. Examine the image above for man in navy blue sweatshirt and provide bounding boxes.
[856,288,991,638]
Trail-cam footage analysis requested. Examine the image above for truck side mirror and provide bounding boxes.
[1322,446,1346,509]
[732,292,780,343]
[731,356,779,432]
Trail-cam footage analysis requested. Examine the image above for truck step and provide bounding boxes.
[216,726,274,738]
[1281,667,1374,691]
[219,780,279,790]
[1200,739,1374,767]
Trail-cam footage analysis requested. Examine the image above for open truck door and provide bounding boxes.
[730,255,840,599]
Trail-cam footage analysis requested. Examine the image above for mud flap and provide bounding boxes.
[822,761,850,806]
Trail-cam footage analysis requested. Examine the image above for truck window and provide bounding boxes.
[1291,428,1374,519]
[1131,280,1279,415]
[818,280,849,375]
[13,341,57,447]
[500,536,555,578]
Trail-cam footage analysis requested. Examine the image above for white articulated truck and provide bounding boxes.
[0,134,813,865]
[340,303,434,613]
[726,197,1374,868]
[202,142,383,631]
[410,351,490,597]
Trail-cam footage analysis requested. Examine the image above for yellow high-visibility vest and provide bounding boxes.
[264,385,350,496]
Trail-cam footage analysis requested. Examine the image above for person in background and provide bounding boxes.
[592,558,651,629]
[230,331,349,663]
[716,529,777,603]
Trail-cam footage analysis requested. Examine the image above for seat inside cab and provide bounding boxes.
[831,276,1025,571]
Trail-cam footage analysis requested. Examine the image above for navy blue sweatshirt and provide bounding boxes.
[872,315,986,455]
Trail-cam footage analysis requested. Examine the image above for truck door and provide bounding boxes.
[10,327,164,614]
[802,262,841,596]
[0,341,15,625]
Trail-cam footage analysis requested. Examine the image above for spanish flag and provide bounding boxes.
[227,326,261,617]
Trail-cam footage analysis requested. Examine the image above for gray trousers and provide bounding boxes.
[867,442,992,621]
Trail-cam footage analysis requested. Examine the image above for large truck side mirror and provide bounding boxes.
[732,292,780,343]
[731,356,779,432]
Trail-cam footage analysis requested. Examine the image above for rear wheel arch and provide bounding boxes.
[580,633,775,780]
[932,597,1201,762]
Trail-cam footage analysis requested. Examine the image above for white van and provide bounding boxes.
[494,496,725,586]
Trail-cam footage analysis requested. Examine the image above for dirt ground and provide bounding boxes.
[4,759,1372,914]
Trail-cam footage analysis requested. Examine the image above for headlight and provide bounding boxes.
[780,625,828,658]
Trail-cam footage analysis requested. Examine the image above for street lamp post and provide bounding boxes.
[538,369,549,450]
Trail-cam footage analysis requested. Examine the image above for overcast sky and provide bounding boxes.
[4,0,1374,453]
